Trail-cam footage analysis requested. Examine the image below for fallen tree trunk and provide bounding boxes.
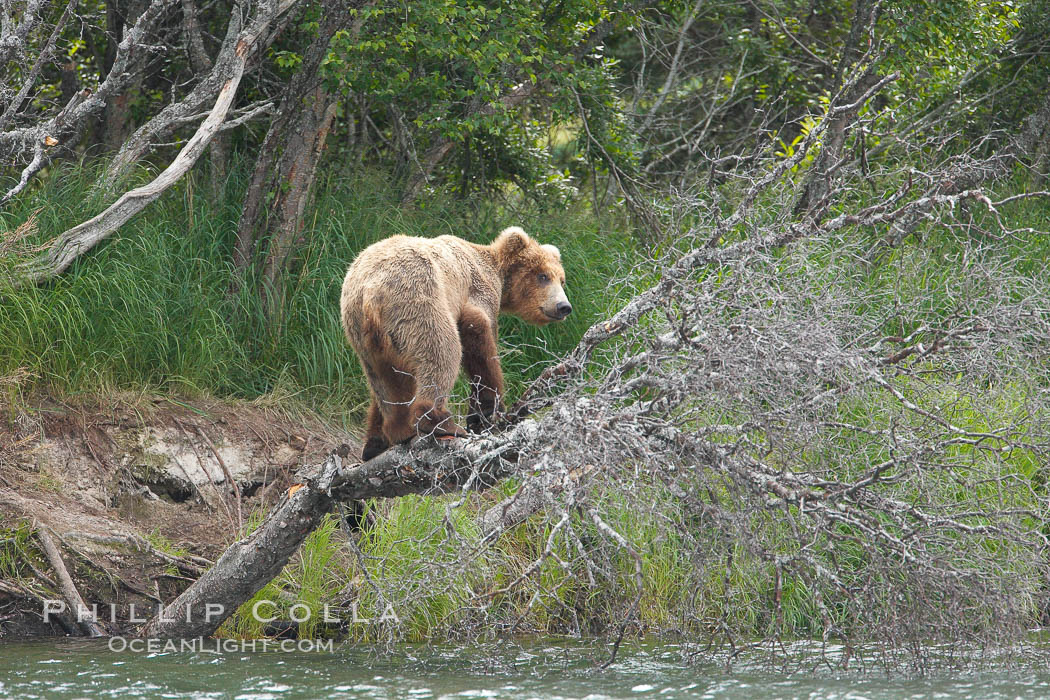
[140,423,529,638]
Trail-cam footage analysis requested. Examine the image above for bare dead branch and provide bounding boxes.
[34,523,105,637]
[100,0,296,189]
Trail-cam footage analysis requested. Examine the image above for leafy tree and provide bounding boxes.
[327,0,629,202]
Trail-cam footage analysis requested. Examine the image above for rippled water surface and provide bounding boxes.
[3,638,1050,699]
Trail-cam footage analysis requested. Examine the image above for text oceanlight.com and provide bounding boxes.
[108,638,335,653]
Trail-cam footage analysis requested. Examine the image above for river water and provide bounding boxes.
[2,638,1050,699]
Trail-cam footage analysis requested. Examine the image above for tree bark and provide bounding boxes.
[0,0,47,68]
[230,0,354,315]
[98,0,150,152]
[257,89,339,310]
[0,0,78,134]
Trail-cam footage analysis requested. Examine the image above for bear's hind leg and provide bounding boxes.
[371,357,418,446]
[410,401,468,440]
[401,317,468,440]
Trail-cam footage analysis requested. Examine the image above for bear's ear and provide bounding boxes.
[541,244,561,259]
[496,226,530,256]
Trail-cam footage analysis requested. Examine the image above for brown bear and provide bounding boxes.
[340,226,571,461]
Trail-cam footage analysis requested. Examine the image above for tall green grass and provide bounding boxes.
[0,160,636,422]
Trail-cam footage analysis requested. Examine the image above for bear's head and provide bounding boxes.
[492,227,571,326]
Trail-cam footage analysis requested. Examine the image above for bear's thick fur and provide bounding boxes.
[340,227,571,460]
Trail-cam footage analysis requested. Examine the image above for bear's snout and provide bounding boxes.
[542,298,572,321]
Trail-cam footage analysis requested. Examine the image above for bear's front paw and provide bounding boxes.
[466,408,505,434]
[465,412,488,434]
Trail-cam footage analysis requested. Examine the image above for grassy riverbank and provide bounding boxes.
[2,162,1050,647]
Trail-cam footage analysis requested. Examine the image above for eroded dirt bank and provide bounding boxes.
[0,393,358,639]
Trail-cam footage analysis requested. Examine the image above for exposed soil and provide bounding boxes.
[0,392,359,639]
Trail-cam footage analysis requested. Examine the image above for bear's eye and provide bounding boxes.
[537,273,550,284]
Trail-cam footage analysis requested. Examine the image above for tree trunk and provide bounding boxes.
[35,525,106,637]
[257,89,339,309]
[230,0,354,316]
